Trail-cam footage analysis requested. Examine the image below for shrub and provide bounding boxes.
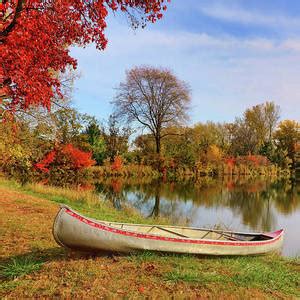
[243,155,270,167]
[35,144,95,186]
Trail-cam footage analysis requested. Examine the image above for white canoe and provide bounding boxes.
[53,205,284,256]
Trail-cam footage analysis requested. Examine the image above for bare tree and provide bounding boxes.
[113,66,191,154]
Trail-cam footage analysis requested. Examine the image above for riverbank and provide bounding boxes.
[91,163,290,181]
[0,179,299,299]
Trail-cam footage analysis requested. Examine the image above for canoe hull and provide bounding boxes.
[53,206,284,256]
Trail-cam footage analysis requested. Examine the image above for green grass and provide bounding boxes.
[164,269,227,284]
[1,178,300,298]
[0,256,44,279]
[165,256,300,296]
[164,270,201,282]
[0,178,168,225]
[127,251,300,296]
[128,251,162,262]
[227,257,300,295]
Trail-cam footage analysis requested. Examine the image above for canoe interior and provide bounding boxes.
[99,221,272,242]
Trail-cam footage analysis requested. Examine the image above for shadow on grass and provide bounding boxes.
[0,247,65,279]
[0,247,132,280]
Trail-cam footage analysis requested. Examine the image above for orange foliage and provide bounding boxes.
[111,155,123,171]
[61,144,95,169]
[111,179,123,193]
[35,150,56,173]
[225,157,236,168]
[77,183,95,191]
[245,155,269,166]
[35,144,95,173]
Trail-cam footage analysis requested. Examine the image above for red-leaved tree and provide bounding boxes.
[34,150,56,173]
[1,0,169,111]
[35,144,95,186]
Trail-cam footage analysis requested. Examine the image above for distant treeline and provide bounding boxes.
[0,101,299,186]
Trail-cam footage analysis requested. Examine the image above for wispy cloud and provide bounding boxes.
[105,25,300,54]
[72,11,300,123]
[199,4,300,29]
[281,39,300,52]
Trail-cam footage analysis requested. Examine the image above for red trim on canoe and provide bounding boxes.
[263,230,283,238]
[65,209,283,247]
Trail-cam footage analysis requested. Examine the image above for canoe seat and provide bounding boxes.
[216,232,241,241]
[147,226,190,238]
[199,230,242,241]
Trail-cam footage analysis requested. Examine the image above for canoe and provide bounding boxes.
[53,205,284,256]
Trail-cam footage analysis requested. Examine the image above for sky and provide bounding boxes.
[71,0,300,125]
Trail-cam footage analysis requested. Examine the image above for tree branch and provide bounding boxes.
[1,0,24,37]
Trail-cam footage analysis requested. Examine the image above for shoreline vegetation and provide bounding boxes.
[1,101,299,188]
[1,178,299,298]
[91,162,290,181]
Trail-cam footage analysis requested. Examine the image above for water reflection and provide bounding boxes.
[95,177,300,256]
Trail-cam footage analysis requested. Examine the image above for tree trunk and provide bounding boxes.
[155,135,161,154]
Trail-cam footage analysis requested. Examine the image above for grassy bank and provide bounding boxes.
[0,179,299,299]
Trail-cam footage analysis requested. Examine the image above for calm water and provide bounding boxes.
[95,177,300,257]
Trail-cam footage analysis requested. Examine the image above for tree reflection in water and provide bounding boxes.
[95,177,300,254]
[96,177,299,227]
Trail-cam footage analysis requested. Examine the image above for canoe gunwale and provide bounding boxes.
[57,204,279,237]
[54,205,284,248]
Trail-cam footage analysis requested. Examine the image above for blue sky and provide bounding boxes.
[71,0,300,124]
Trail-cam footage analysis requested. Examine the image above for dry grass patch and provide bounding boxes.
[0,180,299,299]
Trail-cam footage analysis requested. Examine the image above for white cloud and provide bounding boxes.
[199,4,300,29]
[281,39,300,52]
[72,20,300,123]
[103,25,300,54]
